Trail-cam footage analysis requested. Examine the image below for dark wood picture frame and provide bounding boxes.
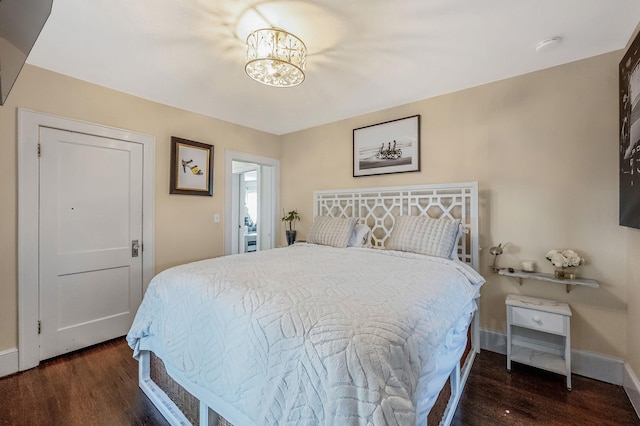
[620,31,640,229]
[353,115,421,177]
[170,136,214,196]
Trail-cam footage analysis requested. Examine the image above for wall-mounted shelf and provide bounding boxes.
[498,269,599,293]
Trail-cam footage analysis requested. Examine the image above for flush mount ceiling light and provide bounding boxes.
[245,28,307,88]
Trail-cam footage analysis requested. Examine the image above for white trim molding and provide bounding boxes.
[17,109,155,371]
[0,348,18,378]
[480,328,508,356]
[624,362,640,417]
[480,328,625,386]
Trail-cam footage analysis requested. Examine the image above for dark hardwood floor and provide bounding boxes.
[0,338,167,426]
[452,351,639,425]
[0,338,637,425]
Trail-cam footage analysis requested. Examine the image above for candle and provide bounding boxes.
[522,260,535,272]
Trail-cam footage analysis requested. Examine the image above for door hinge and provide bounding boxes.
[37,143,41,158]
[38,320,41,335]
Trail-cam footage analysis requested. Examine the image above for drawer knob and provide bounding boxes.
[532,315,541,323]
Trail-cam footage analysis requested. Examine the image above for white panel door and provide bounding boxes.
[39,127,143,360]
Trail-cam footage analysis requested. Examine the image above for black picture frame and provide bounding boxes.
[170,136,214,196]
[620,31,640,229]
[353,115,421,177]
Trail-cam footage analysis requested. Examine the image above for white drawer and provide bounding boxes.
[511,306,566,334]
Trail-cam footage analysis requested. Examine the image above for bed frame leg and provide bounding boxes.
[137,350,193,426]
[451,364,461,397]
[199,401,209,426]
[438,307,480,426]
[472,298,481,354]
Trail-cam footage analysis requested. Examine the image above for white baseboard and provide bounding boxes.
[0,348,19,378]
[480,328,507,355]
[572,348,624,385]
[624,362,640,418]
[480,328,624,385]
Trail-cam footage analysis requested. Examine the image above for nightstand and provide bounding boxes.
[506,293,572,390]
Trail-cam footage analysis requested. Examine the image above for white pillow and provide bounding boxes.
[386,215,462,258]
[449,223,467,260]
[348,224,372,248]
[307,216,357,248]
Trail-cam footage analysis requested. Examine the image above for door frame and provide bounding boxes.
[224,150,279,255]
[17,109,155,371]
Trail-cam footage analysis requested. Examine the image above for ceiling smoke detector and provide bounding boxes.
[536,37,561,53]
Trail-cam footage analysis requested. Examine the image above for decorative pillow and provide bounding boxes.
[307,216,357,248]
[449,223,467,260]
[348,224,372,248]
[386,215,462,258]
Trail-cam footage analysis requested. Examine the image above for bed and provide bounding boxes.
[127,182,483,426]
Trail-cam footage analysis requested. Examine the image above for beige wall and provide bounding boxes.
[0,65,279,351]
[280,51,630,360]
[627,232,640,374]
[2,50,637,377]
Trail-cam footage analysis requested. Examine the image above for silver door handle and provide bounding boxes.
[132,240,140,257]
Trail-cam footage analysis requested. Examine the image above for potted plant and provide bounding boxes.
[281,209,301,245]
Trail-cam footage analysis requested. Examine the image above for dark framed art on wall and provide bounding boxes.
[170,136,214,196]
[620,31,640,229]
[353,115,421,177]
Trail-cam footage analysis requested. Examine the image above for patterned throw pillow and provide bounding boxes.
[307,216,358,248]
[386,215,461,258]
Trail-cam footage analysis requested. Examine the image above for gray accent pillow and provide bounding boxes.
[449,223,466,260]
[386,215,462,258]
[348,224,372,248]
[307,216,357,248]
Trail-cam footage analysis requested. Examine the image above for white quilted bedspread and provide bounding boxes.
[127,244,484,426]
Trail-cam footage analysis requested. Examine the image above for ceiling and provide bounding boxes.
[26,0,640,135]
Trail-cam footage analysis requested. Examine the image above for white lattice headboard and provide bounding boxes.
[313,182,479,271]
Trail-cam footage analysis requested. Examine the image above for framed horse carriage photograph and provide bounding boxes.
[353,114,421,177]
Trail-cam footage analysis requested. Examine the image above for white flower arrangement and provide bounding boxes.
[545,249,585,269]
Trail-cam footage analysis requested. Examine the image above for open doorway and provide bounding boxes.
[232,164,259,254]
[225,151,279,255]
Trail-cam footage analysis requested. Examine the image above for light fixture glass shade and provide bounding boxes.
[245,28,306,88]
